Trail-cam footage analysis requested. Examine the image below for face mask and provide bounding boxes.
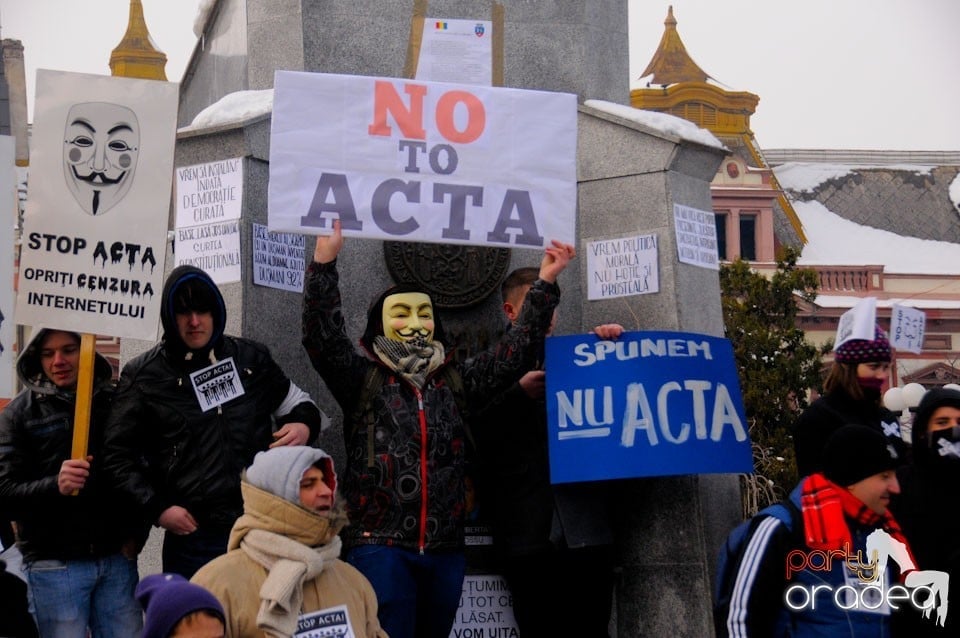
[929,427,960,460]
[381,292,435,342]
[858,377,885,391]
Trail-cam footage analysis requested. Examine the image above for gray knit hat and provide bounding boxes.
[245,446,336,504]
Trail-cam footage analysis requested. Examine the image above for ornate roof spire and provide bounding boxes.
[109,0,168,80]
[638,6,711,85]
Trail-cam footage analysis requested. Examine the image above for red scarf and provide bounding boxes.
[799,473,914,569]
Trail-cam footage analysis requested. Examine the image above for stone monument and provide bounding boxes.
[127,1,742,634]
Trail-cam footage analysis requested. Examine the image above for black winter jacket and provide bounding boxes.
[0,330,144,562]
[792,387,907,477]
[302,260,559,553]
[473,364,614,558]
[102,265,324,528]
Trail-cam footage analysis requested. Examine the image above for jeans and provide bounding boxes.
[345,545,466,638]
[25,553,141,638]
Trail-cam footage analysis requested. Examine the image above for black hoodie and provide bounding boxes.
[103,266,323,528]
[889,388,960,635]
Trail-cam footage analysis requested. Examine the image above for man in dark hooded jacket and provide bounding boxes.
[302,220,574,638]
[103,265,325,578]
[890,386,960,635]
[0,328,143,636]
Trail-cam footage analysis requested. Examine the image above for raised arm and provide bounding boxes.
[313,219,344,264]
[538,240,576,284]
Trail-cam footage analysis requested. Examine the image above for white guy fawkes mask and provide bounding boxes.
[63,102,140,215]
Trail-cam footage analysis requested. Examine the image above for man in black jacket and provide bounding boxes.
[475,267,621,638]
[103,265,325,578]
[0,328,143,636]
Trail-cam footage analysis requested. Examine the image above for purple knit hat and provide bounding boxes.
[834,325,891,364]
[136,573,225,638]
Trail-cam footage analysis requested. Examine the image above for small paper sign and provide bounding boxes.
[189,357,245,412]
[674,204,719,270]
[835,297,877,349]
[586,234,659,300]
[890,304,926,354]
[294,604,355,637]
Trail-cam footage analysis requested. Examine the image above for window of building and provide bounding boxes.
[739,214,757,261]
[715,212,728,260]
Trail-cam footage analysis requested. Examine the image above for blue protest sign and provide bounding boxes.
[545,330,754,483]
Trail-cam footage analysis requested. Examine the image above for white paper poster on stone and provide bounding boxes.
[174,220,242,285]
[586,234,659,300]
[15,70,177,340]
[268,71,577,250]
[0,136,16,399]
[417,18,492,86]
[890,304,925,354]
[835,296,877,349]
[674,204,719,270]
[252,223,305,293]
[175,157,243,228]
[449,574,518,637]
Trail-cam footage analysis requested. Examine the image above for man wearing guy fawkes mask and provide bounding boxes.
[891,386,960,636]
[63,102,139,215]
[302,220,573,638]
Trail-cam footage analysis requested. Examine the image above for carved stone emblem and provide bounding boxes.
[383,242,512,309]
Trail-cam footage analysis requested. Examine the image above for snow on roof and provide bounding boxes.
[583,99,725,150]
[951,172,960,214]
[179,89,274,132]
[812,295,960,310]
[774,162,935,193]
[193,0,217,39]
[793,199,960,275]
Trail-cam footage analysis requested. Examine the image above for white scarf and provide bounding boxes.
[240,528,343,638]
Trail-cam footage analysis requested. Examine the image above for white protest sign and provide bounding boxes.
[586,234,659,300]
[252,222,305,292]
[0,136,15,399]
[417,18,493,85]
[835,297,877,349]
[449,574,518,638]
[174,220,242,285]
[890,304,926,354]
[674,204,719,270]
[294,604,355,637]
[175,157,243,228]
[189,357,244,412]
[268,71,577,249]
[15,70,177,340]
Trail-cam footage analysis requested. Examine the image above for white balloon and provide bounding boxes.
[902,382,928,409]
[883,387,905,412]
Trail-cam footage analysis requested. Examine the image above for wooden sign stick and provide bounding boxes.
[70,333,96,495]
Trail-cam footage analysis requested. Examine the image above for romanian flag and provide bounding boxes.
[435,21,448,29]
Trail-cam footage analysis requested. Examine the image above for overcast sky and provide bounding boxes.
[1,0,958,151]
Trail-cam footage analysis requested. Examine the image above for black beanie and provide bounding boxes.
[822,424,900,486]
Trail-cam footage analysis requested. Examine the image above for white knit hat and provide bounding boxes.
[245,446,337,504]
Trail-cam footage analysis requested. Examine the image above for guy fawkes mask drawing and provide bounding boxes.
[63,102,140,215]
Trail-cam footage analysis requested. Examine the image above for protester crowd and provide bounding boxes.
[716,325,957,637]
[1,238,956,638]
[0,233,592,638]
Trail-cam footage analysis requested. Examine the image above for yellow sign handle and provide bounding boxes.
[70,333,96,495]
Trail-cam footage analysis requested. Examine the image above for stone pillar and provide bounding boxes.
[162,2,745,634]
[576,104,741,636]
[180,0,628,126]
[1,39,29,165]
